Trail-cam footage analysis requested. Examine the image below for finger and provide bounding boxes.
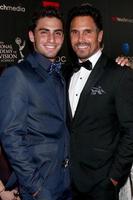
[115,57,120,63]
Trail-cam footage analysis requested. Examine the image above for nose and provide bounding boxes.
[78,32,84,42]
[48,32,55,43]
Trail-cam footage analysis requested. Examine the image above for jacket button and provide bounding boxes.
[62,158,69,168]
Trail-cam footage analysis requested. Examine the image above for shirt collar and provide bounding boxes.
[33,51,52,72]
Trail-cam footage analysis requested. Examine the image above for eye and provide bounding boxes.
[40,30,48,35]
[55,31,63,37]
[70,30,79,36]
[84,30,92,34]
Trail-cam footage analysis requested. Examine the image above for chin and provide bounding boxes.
[78,55,89,60]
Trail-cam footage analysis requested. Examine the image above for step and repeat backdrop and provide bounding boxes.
[0,0,37,71]
[0,1,133,197]
[0,0,133,70]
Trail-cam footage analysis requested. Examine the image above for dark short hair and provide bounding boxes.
[28,6,64,32]
[67,4,103,31]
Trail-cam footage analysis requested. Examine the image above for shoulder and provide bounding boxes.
[99,55,133,87]
[1,59,32,80]
[103,54,133,75]
[0,61,31,92]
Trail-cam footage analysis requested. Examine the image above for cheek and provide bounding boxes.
[71,39,78,47]
[34,36,41,45]
[70,35,77,43]
[84,35,92,42]
[40,37,47,43]
[56,38,64,46]
[37,35,48,43]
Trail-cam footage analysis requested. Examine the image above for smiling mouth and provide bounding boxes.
[45,45,56,49]
[76,44,90,49]
[76,46,89,51]
[78,46,88,48]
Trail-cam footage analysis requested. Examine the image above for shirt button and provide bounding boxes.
[76,94,78,96]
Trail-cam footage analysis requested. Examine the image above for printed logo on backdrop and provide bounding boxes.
[112,16,133,24]
[56,56,66,64]
[15,37,26,63]
[0,41,17,64]
[121,42,133,65]
[0,4,25,12]
[0,37,26,65]
[121,43,130,56]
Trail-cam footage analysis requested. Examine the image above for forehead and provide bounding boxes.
[70,16,96,29]
[36,16,63,30]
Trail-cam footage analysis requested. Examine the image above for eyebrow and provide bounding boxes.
[70,28,97,32]
[37,28,63,32]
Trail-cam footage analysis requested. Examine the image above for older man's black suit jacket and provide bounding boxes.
[64,53,133,192]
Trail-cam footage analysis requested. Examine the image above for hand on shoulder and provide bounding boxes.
[115,56,130,67]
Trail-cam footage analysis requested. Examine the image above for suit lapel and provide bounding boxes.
[67,91,73,121]
[26,53,64,116]
[64,64,74,122]
[26,53,51,81]
[62,63,74,122]
[72,54,108,122]
[82,54,107,95]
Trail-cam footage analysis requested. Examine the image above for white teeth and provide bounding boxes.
[45,45,55,49]
[78,46,88,49]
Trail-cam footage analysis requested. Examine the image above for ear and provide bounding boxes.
[28,31,35,43]
[98,30,103,43]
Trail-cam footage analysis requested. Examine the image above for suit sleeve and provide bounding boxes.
[109,68,133,181]
[0,67,44,194]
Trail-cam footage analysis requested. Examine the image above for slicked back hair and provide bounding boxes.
[67,4,103,32]
[28,6,64,32]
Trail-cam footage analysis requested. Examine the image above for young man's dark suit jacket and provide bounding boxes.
[0,52,70,200]
[66,53,133,193]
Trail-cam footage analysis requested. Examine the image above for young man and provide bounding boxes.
[0,7,70,200]
[67,4,133,200]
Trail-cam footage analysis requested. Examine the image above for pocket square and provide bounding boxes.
[91,86,106,95]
